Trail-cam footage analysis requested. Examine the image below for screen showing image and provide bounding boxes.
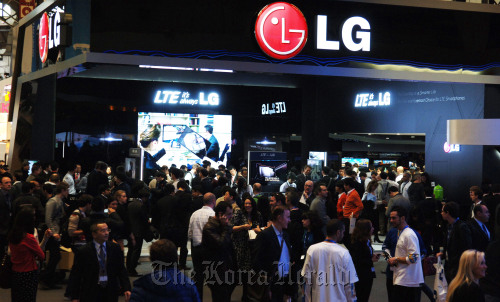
[138,112,232,180]
[342,157,369,167]
[374,160,397,166]
[307,159,323,182]
[250,161,288,185]
[309,151,327,162]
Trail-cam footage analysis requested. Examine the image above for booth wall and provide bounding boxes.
[303,76,485,204]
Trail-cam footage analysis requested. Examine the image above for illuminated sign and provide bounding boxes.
[317,15,370,51]
[262,102,286,115]
[255,2,371,60]
[39,7,64,63]
[153,90,220,106]
[444,142,460,153]
[355,92,391,108]
[255,2,308,60]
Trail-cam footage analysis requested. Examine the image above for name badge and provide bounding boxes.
[99,276,108,282]
[371,267,375,272]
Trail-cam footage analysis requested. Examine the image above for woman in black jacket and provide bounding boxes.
[447,249,486,302]
[349,219,380,302]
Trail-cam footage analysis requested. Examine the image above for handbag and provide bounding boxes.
[0,254,12,289]
[423,255,437,276]
[433,256,448,302]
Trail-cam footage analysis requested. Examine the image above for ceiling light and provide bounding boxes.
[139,65,194,71]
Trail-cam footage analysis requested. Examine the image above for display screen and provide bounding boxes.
[309,151,327,162]
[138,112,232,180]
[374,160,397,166]
[250,161,288,185]
[342,157,369,167]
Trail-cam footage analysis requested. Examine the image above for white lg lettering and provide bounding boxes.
[317,15,370,51]
[48,12,61,49]
[199,92,219,106]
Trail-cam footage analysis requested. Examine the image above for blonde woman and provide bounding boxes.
[446,249,487,302]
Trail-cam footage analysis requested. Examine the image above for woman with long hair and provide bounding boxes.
[349,219,379,302]
[231,193,264,301]
[8,206,51,302]
[447,249,487,302]
[301,210,325,255]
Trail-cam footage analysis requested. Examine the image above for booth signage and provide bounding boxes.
[153,90,220,106]
[355,92,391,108]
[38,8,63,63]
[255,2,308,60]
[444,142,460,153]
[255,2,370,60]
[262,102,286,115]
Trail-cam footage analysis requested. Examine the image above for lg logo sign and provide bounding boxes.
[255,3,308,60]
[255,2,371,60]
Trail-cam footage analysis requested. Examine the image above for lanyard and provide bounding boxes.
[397,225,409,240]
[325,239,336,244]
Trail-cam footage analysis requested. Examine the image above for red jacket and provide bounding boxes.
[343,189,364,219]
[9,233,45,272]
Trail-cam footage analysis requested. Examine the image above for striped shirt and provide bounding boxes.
[188,206,215,247]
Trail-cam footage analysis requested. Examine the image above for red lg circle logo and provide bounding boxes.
[255,2,308,60]
[39,12,49,63]
[443,142,451,153]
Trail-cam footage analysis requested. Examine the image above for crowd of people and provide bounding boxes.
[0,159,499,302]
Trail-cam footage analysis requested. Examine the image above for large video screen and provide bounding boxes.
[341,157,369,167]
[250,161,288,185]
[374,160,397,166]
[138,112,232,180]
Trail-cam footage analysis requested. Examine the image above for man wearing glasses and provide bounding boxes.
[70,222,131,302]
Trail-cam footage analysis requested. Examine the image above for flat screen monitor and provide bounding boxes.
[341,157,369,167]
[309,151,327,163]
[138,112,232,180]
[374,160,397,166]
[250,161,288,185]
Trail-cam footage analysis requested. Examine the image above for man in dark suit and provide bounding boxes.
[70,222,131,302]
[127,188,151,276]
[482,184,500,239]
[439,201,472,283]
[174,181,193,269]
[86,161,109,197]
[112,172,131,198]
[468,204,491,252]
[204,125,220,162]
[295,165,312,193]
[202,201,234,302]
[253,205,295,302]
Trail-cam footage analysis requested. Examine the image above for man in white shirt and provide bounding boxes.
[188,193,216,299]
[399,172,412,199]
[280,172,297,193]
[63,165,77,195]
[387,206,424,302]
[302,219,358,302]
[395,166,405,183]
